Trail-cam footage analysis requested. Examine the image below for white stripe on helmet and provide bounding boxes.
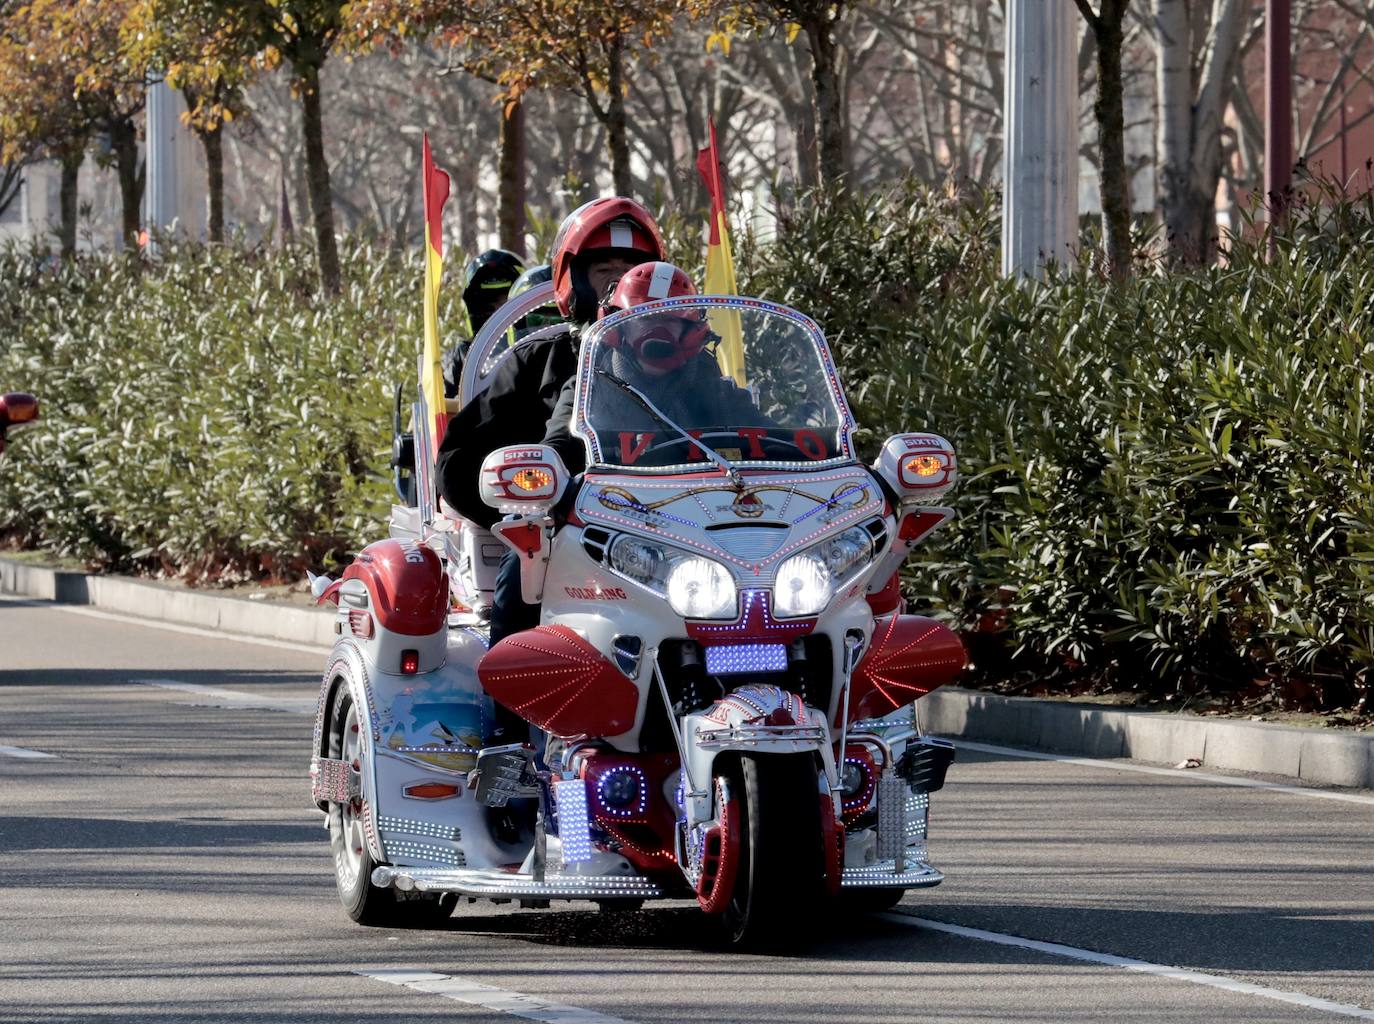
[646,262,675,299]
[609,222,634,248]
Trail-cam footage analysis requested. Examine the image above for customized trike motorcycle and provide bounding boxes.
[308,286,965,946]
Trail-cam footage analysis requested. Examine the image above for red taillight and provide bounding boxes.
[400,649,420,674]
[348,610,373,638]
[403,782,460,800]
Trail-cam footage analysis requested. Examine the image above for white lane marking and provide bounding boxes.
[886,915,1374,1020]
[357,969,642,1024]
[0,596,327,654]
[133,679,316,715]
[950,739,1374,807]
[0,744,57,759]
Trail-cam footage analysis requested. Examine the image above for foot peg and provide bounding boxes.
[469,743,539,807]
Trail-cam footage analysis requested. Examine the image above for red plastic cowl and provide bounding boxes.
[342,540,447,637]
[478,625,639,738]
[845,614,966,723]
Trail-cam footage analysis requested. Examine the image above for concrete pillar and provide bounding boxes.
[1002,0,1080,278]
[144,79,178,247]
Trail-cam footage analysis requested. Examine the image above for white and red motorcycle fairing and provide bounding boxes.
[309,289,965,943]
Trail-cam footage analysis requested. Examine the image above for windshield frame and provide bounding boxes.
[459,279,562,406]
[572,295,857,474]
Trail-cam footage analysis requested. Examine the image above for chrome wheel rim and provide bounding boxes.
[334,701,366,890]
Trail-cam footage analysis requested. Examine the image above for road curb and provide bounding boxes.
[922,687,1373,790]
[0,556,336,648]
[5,555,1370,790]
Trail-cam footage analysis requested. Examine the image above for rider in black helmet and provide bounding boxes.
[444,249,525,397]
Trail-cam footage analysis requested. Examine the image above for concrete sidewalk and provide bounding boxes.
[0,555,336,647]
[4,554,1371,789]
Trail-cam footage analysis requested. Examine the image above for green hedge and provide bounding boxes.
[0,239,424,580]
[743,183,1374,710]
[3,186,1372,710]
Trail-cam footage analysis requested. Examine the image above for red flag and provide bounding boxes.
[696,118,726,246]
[420,134,452,467]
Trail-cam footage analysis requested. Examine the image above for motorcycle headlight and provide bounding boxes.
[609,536,737,620]
[666,557,737,619]
[774,553,832,617]
[816,526,873,581]
[773,526,878,617]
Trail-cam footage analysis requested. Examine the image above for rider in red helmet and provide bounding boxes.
[437,197,663,532]
[542,261,766,473]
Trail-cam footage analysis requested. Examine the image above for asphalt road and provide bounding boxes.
[2,595,1372,1024]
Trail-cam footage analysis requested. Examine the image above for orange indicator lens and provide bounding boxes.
[511,468,553,491]
[906,455,942,477]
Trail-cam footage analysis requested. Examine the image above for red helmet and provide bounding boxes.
[599,262,710,372]
[551,197,664,324]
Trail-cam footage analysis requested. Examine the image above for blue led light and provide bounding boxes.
[595,766,649,818]
[793,484,866,523]
[704,643,788,675]
[595,490,699,528]
[554,779,594,864]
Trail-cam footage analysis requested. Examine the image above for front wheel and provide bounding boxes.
[720,753,828,949]
[327,680,453,928]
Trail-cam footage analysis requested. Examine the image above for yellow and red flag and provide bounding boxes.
[421,134,451,458]
[696,118,746,386]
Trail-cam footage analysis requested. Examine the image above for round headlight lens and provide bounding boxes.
[774,553,832,616]
[817,526,873,581]
[609,535,665,586]
[666,557,736,619]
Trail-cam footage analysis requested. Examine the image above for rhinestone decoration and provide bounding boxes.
[385,840,466,867]
[377,816,462,842]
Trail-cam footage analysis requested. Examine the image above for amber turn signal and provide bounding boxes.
[905,454,942,478]
[511,467,553,491]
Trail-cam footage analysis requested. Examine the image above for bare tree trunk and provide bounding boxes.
[1083,0,1133,277]
[200,123,225,243]
[606,34,633,196]
[453,157,480,257]
[108,117,143,248]
[58,151,82,257]
[498,98,526,255]
[298,62,342,294]
[804,13,848,186]
[1155,0,1193,259]
[0,163,21,220]
[1153,0,1245,264]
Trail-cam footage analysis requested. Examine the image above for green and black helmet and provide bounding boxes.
[461,249,525,332]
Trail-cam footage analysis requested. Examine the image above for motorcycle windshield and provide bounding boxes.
[574,296,856,471]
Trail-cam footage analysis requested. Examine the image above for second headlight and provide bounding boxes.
[774,553,832,616]
[608,535,737,619]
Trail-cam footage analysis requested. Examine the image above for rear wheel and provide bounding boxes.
[327,681,453,928]
[720,753,827,949]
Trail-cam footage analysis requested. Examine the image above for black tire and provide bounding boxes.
[720,753,827,949]
[327,682,453,928]
[595,899,644,913]
[840,887,905,914]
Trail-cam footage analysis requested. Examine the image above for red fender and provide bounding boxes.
[696,779,742,914]
[843,614,966,724]
[340,540,447,636]
[478,625,639,737]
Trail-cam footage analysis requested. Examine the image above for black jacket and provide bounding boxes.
[436,328,577,528]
